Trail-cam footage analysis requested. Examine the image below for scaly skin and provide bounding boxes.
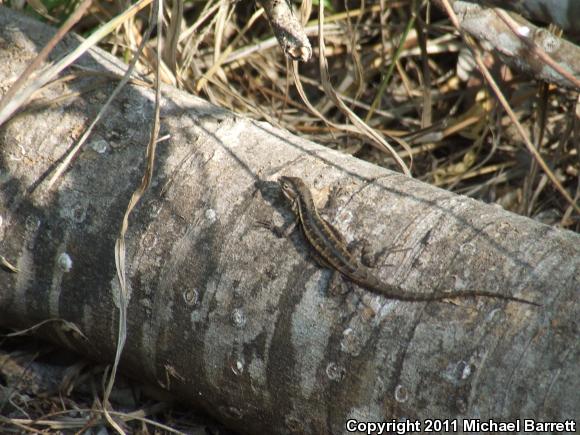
[278,176,539,306]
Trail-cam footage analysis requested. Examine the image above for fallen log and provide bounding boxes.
[0,6,578,434]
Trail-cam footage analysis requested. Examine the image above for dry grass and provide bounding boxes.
[89,0,576,228]
[1,0,579,433]
[4,0,578,226]
[0,332,233,434]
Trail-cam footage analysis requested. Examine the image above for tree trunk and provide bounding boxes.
[0,6,578,434]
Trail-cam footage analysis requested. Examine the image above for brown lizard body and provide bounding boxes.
[278,176,539,306]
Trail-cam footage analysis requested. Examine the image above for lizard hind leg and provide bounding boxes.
[351,238,411,269]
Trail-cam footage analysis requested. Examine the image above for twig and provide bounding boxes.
[258,0,312,62]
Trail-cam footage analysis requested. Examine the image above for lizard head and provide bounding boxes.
[279,176,303,202]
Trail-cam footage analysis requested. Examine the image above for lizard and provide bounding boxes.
[272,175,540,306]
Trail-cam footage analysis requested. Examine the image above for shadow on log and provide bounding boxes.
[0,6,578,434]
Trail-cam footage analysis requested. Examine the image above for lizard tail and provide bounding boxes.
[350,274,540,306]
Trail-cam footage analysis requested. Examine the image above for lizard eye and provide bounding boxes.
[280,181,295,198]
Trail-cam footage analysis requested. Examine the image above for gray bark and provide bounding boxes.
[0,6,578,434]
[473,0,580,35]
[434,0,580,90]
